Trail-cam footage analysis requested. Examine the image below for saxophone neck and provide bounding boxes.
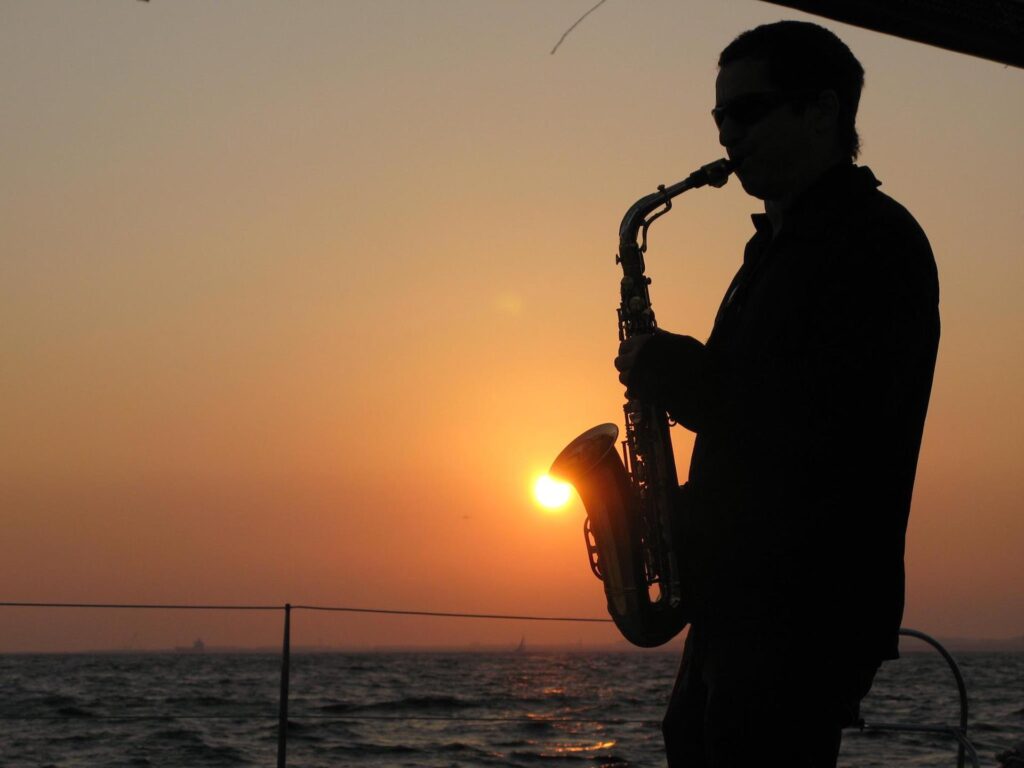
[618,158,734,248]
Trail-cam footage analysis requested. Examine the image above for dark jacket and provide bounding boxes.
[631,163,939,662]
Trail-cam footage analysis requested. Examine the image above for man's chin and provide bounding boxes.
[736,171,770,200]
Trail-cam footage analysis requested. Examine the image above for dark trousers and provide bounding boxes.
[663,624,878,768]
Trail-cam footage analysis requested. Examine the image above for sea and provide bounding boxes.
[2,650,1021,767]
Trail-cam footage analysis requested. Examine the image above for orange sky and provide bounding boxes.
[1,1,1022,652]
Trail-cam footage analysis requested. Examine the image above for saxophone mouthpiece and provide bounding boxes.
[700,158,734,188]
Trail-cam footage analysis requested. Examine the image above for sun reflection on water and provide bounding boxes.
[552,739,618,753]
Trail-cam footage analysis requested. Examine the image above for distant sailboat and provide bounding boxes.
[514,636,526,654]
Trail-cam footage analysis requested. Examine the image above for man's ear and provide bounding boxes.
[811,89,840,135]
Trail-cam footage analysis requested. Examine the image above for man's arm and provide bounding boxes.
[619,218,938,444]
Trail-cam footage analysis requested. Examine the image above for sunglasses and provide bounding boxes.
[712,90,811,129]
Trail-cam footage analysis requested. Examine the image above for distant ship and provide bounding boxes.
[174,638,205,653]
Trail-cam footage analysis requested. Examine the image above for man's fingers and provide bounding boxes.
[616,334,650,370]
[618,335,646,356]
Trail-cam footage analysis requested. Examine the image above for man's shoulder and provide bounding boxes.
[800,165,931,259]
[842,179,940,304]
[858,181,931,250]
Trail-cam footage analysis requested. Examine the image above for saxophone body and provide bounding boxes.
[550,159,733,648]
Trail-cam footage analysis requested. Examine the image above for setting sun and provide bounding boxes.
[534,474,573,511]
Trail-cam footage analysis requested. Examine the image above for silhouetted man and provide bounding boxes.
[615,21,940,767]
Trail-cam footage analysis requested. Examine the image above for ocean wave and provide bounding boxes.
[41,692,80,707]
[151,724,208,742]
[508,746,626,763]
[518,717,556,733]
[162,694,241,707]
[324,741,419,755]
[320,693,481,713]
[56,704,94,717]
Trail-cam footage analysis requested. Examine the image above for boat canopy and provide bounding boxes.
[758,0,1024,68]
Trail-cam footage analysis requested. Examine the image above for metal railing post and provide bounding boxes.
[277,603,291,768]
[898,628,971,768]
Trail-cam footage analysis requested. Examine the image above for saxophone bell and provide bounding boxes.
[551,423,685,648]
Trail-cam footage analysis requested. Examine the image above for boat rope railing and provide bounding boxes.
[0,600,614,622]
[0,602,990,767]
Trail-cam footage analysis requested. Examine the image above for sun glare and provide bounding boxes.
[534,474,572,511]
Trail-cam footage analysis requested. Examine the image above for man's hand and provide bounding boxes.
[614,333,655,391]
[612,331,720,432]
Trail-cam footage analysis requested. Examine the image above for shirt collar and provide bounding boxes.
[749,163,882,242]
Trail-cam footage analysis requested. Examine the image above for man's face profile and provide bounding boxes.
[714,58,821,202]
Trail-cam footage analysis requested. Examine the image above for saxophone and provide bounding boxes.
[550,158,733,648]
